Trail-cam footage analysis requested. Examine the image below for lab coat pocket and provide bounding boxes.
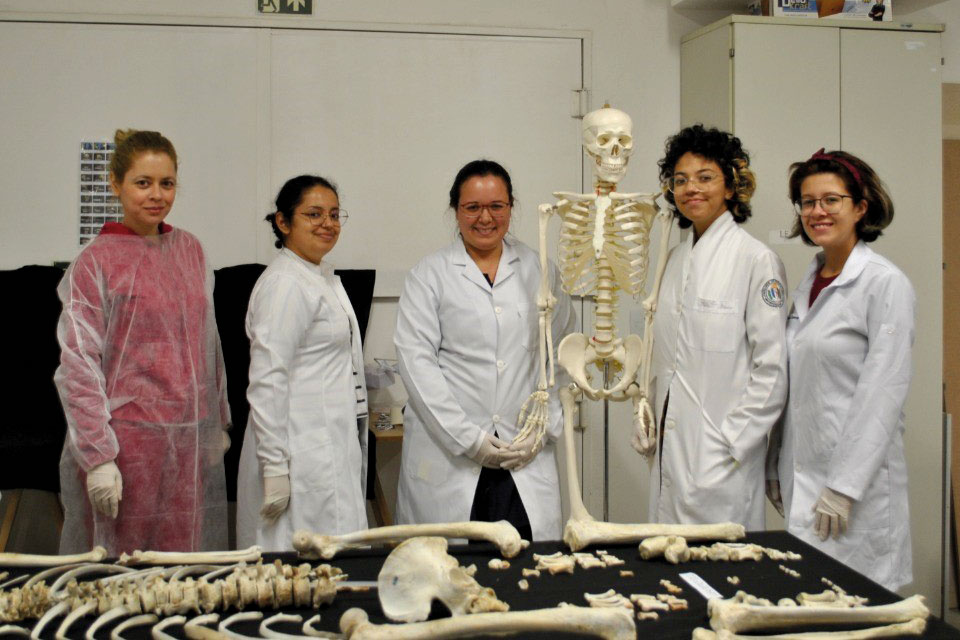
[689,298,740,353]
[518,303,539,352]
[288,430,335,496]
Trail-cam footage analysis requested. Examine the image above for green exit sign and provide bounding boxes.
[258,0,313,15]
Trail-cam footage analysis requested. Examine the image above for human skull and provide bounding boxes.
[582,107,634,184]
[377,537,509,622]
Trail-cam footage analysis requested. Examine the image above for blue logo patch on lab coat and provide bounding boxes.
[761,279,785,308]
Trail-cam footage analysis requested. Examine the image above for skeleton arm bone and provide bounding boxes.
[692,619,927,640]
[292,521,527,560]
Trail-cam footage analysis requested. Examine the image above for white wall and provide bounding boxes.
[2,0,957,610]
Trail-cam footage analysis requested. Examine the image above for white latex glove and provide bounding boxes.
[86,461,123,519]
[502,431,543,471]
[468,432,521,470]
[221,430,231,454]
[813,487,853,541]
[260,474,291,524]
[766,479,784,517]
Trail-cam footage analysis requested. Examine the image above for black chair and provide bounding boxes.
[0,266,68,549]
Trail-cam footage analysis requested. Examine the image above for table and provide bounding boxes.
[2,531,957,639]
[365,423,403,527]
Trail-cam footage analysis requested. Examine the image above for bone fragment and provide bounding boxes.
[797,590,869,608]
[533,552,575,575]
[659,579,682,594]
[657,594,688,610]
[117,547,262,566]
[639,535,690,563]
[521,569,540,578]
[0,547,108,568]
[339,605,636,640]
[764,548,803,561]
[294,521,526,560]
[584,589,633,610]
[693,617,927,640]
[727,576,740,586]
[598,552,625,567]
[487,559,510,571]
[573,553,607,570]
[260,612,305,639]
[619,570,634,578]
[708,593,929,634]
[637,612,659,621]
[629,595,668,612]
[779,565,801,578]
[184,625,233,640]
[377,537,508,623]
[518,580,529,592]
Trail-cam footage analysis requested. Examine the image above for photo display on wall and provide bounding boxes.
[78,141,121,246]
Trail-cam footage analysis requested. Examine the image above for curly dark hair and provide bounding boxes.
[787,150,893,245]
[657,124,756,229]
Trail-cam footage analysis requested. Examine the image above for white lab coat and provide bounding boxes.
[394,236,576,541]
[775,241,914,591]
[648,212,788,530]
[237,249,368,551]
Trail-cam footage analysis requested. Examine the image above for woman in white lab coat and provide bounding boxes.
[395,160,576,541]
[647,125,788,530]
[766,150,913,590]
[236,175,368,551]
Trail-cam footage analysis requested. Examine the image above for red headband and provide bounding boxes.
[808,148,862,188]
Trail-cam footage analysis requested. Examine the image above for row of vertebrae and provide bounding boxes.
[0,560,343,623]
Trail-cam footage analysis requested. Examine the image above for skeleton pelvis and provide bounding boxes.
[558,333,643,400]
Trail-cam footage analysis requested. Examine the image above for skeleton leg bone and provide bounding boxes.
[339,605,636,640]
[292,521,527,560]
[708,594,929,634]
[692,618,927,640]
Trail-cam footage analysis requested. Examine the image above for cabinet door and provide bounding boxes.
[841,28,942,603]
[734,23,840,287]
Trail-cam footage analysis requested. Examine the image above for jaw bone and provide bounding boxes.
[293,521,527,560]
[377,537,508,623]
[340,605,636,640]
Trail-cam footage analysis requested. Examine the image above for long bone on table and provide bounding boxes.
[339,605,636,640]
[293,521,527,560]
[708,593,930,634]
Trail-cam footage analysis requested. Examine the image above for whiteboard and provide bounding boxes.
[0,21,584,296]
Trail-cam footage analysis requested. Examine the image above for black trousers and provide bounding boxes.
[469,466,533,542]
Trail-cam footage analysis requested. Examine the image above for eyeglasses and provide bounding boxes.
[297,210,348,226]
[458,202,511,220]
[665,173,722,193]
[794,195,853,216]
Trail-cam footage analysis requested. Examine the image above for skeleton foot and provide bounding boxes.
[340,605,636,640]
[293,521,527,560]
[378,537,508,623]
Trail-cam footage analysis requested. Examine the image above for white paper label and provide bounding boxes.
[679,572,723,600]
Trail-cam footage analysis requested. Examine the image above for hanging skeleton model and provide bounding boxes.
[512,106,746,549]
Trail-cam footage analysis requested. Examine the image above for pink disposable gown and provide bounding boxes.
[55,222,230,555]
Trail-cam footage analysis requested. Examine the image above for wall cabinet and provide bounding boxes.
[681,15,943,606]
